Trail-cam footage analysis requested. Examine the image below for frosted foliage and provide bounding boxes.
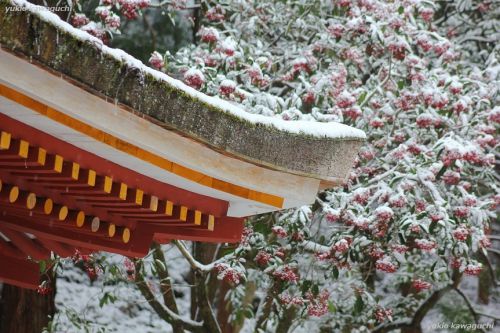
[32,0,499,331]
[54,247,190,333]
[153,0,499,328]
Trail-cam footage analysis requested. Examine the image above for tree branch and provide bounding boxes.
[373,272,462,333]
[302,240,330,253]
[371,320,412,333]
[360,56,392,108]
[453,288,481,326]
[486,248,500,257]
[151,243,185,332]
[411,271,462,325]
[254,280,280,332]
[476,311,500,321]
[133,259,204,332]
[193,270,222,333]
[173,240,213,272]
[173,240,235,273]
[478,250,499,287]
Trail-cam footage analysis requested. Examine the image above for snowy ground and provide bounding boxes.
[54,256,500,333]
[421,276,500,333]
[54,245,191,333]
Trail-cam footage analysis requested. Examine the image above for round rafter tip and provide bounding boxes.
[108,224,116,237]
[43,198,53,214]
[58,205,68,221]
[76,211,85,227]
[26,192,37,209]
[122,228,130,244]
[91,217,100,232]
[9,186,19,203]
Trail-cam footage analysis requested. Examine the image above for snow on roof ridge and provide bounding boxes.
[9,0,366,140]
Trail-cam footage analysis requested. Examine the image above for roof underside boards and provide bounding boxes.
[0,120,245,287]
[0,0,365,289]
[0,122,245,242]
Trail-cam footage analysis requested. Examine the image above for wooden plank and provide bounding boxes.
[0,236,26,259]
[0,253,40,289]
[36,237,74,258]
[0,115,229,217]
[0,214,152,257]
[0,170,135,227]
[0,227,50,260]
[152,217,244,243]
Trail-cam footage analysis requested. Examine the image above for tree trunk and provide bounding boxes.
[477,254,492,304]
[216,281,233,333]
[231,281,256,333]
[0,281,56,333]
[361,260,375,292]
[276,306,297,333]
[190,242,218,321]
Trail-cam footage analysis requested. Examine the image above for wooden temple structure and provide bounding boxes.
[0,0,365,289]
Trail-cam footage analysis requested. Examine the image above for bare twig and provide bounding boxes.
[173,240,213,272]
[453,288,481,327]
[476,311,500,321]
[267,5,313,48]
[487,248,500,257]
[360,56,392,108]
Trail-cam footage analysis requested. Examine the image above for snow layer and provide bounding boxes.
[8,0,366,140]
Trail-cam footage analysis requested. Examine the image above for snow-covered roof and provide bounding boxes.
[0,0,365,181]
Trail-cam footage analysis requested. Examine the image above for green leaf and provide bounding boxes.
[39,260,46,274]
[354,295,364,315]
[398,232,406,244]
[154,259,166,271]
[357,91,367,104]
[244,308,254,319]
[99,292,117,308]
[332,266,339,279]
[167,12,176,27]
[397,80,405,90]
[435,165,447,180]
[429,221,437,234]
[312,284,319,296]
[398,6,404,14]
[466,235,472,248]
[301,280,312,294]
[430,261,437,272]
[219,246,236,257]
[328,300,337,313]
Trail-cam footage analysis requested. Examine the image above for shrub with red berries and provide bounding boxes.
[61,0,498,331]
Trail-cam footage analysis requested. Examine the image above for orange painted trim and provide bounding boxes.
[0,84,284,208]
